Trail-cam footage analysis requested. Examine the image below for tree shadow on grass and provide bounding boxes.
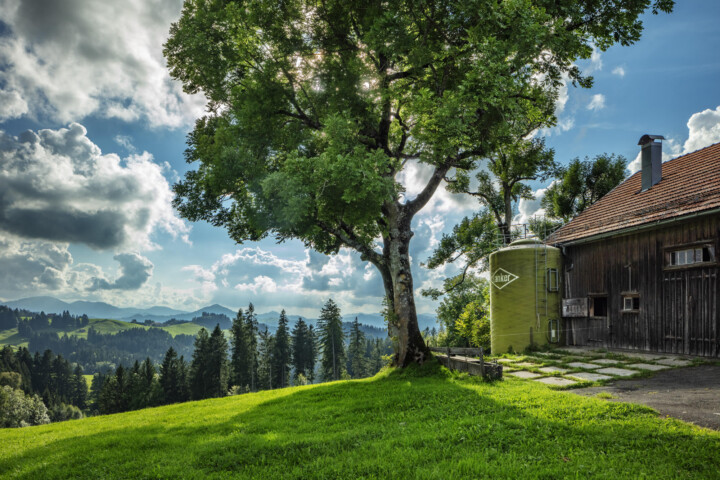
[2,360,719,479]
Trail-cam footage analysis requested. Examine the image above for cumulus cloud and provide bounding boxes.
[612,66,626,78]
[396,161,476,214]
[235,275,278,295]
[627,106,720,174]
[0,235,73,294]
[587,94,606,111]
[512,182,558,225]
[682,106,720,153]
[0,123,189,250]
[0,0,205,127]
[89,253,153,291]
[0,90,29,121]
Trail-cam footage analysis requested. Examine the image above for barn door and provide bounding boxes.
[663,267,719,356]
[687,268,718,356]
[662,270,687,354]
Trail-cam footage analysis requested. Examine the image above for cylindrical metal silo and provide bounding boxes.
[489,238,562,354]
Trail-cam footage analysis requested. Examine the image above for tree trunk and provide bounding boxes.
[502,187,513,245]
[383,215,429,367]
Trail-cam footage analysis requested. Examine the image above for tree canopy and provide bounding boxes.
[165,0,673,366]
[542,153,628,222]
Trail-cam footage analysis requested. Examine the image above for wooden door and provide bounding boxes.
[663,267,719,356]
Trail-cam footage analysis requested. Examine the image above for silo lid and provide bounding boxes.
[508,238,543,247]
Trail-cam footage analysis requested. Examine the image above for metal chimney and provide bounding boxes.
[638,134,665,191]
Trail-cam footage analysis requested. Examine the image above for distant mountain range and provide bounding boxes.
[0,296,438,330]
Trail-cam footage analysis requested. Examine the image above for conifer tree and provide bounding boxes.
[272,310,291,389]
[257,327,274,390]
[71,365,88,410]
[291,318,311,383]
[347,318,367,379]
[160,347,183,404]
[307,325,318,383]
[229,309,249,389]
[318,299,346,382]
[207,324,229,398]
[244,304,259,391]
[189,328,210,400]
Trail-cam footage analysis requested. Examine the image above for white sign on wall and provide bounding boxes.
[491,268,519,290]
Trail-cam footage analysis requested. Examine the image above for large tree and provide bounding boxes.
[542,153,627,222]
[165,0,673,366]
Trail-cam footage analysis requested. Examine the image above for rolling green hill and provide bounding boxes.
[0,318,208,348]
[0,363,717,479]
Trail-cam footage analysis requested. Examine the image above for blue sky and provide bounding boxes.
[0,1,718,316]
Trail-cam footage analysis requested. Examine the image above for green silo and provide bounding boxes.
[489,238,562,354]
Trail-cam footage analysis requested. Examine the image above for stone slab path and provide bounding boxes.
[596,367,638,377]
[567,372,613,382]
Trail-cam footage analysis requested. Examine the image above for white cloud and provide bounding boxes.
[627,106,720,174]
[114,135,136,152]
[396,161,476,215]
[587,48,603,74]
[682,106,720,153]
[0,0,205,127]
[612,66,626,78]
[512,182,557,225]
[235,275,278,295]
[587,94,606,111]
[0,90,29,121]
[0,123,190,250]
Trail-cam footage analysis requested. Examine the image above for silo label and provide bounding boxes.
[491,268,519,290]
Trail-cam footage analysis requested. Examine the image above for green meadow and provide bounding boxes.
[0,318,207,349]
[1,361,717,479]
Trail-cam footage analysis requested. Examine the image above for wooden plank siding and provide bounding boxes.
[561,214,720,356]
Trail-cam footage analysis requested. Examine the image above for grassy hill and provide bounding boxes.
[0,362,717,479]
[0,318,208,349]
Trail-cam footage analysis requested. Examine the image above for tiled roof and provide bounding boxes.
[547,142,720,245]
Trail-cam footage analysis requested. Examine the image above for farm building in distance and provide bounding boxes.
[546,136,720,357]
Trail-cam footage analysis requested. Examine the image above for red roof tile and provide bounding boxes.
[547,142,720,244]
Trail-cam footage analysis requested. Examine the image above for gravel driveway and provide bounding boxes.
[573,364,720,430]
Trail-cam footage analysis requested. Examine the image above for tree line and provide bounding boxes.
[95,301,391,415]
[0,346,87,427]
[1,300,392,425]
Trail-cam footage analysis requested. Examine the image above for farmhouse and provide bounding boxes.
[546,136,720,357]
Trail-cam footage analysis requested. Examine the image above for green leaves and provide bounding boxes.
[542,153,627,222]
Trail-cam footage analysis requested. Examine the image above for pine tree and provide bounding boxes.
[160,347,182,404]
[347,317,367,379]
[307,325,318,383]
[244,304,259,391]
[318,299,346,382]
[272,310,291,389]
[291,318,310,383]
[229,309,249,389]
[257,327,274,390]
[189,328,210,400]
[71,365,88,410]
[207,324,229,398]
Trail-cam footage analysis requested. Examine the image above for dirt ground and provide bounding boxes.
[573,364,720,430]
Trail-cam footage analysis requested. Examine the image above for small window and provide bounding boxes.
[668,245,715,267]
[547,268,559,292]
[623,296,640,312]
[590,296,607,317]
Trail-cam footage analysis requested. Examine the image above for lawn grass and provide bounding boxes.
[1,361,718,479]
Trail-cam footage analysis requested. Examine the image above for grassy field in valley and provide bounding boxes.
[0,361,718,479]
[0,318,207,348]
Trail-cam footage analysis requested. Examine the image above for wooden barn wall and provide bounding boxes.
[561,214,720,357]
